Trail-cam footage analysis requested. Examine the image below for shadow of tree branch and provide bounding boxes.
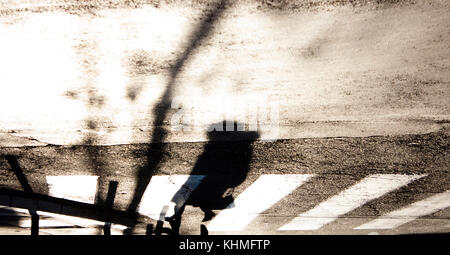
[125,0,230,233]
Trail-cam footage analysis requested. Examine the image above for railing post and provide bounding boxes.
[103,181,118,235]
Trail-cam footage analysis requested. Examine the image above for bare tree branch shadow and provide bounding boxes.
[124,0,230,234]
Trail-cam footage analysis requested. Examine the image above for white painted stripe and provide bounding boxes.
[207,174,314,232]
[0,206,79,228]
[40,228,106,235]
[17,219,74,228]
[355,190,450,230]
[45,175,205,221]
[138,175,205,220]
[278,174,426,231]
[37,210,120,229]
[46,176,98,203]
[1,206,130,231]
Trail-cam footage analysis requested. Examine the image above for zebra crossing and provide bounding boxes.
[355,191,450,230]
[2,173,449,234]
[207,174,314,231]
[277,174,426,231]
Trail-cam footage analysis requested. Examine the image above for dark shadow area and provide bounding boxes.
[82,142,109,208]
[102,180,118,235]
[0,186,149,226]
[4,155,33,193]
[167,121,259,235]
[124,0,230,234]
[3,155,39,235]
[0,207,22,228]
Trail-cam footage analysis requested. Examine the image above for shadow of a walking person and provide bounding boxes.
[167,121,259,235]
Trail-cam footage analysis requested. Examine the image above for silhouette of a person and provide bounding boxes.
[167,121,259,234]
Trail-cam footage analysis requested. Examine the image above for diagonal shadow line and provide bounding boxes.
[4,155,33,194]
[3,155,39,235]
[0,187,153,227]
[125,0,230,231]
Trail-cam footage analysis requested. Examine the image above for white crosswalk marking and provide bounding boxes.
[354,190,450,230]
[45,175,205,220]
[278,174,427,231]
[207,174,314,232]
[46,176,98,203]
[42,173,445,233]
[138,175,205,220]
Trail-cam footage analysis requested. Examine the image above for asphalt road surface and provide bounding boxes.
[0,0,449,235]
[0,127,448,234]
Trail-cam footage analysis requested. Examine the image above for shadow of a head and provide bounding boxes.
[206,121,260,142]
